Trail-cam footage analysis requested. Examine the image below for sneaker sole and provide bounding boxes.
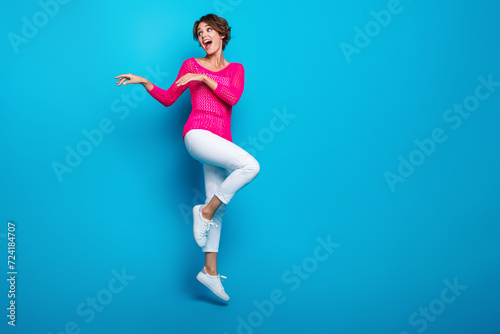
[196,272,230,302]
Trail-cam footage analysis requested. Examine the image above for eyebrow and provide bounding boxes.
[197,24,211,31]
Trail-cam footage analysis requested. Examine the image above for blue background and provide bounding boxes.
[1,0,499,333]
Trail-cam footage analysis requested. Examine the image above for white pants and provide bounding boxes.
[184,129,260,252]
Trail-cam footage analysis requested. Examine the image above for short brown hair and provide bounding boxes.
[193,14,232,50]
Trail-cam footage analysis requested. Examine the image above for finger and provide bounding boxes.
[179,73,193,83]
[178,75,191,85]
[114,74,129,79]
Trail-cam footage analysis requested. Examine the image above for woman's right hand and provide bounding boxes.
[114,73,146,86]
[114,73,154,91]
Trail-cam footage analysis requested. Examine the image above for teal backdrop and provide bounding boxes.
[1,0,499,333]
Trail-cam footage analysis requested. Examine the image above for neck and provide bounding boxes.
[204,50,226,68]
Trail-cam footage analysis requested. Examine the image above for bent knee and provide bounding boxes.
[245,157,260,178]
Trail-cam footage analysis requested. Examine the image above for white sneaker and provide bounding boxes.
[196,267,230,302]
[193,205,218,247]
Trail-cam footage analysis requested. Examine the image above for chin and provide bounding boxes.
[203,44,220,55]
[205,49,218,56]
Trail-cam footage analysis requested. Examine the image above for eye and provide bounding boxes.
[207,28,212,32]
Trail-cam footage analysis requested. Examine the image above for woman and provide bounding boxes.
[114,14,260,302]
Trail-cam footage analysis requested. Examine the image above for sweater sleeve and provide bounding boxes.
[213,63,244,106]
[147,60,189,107]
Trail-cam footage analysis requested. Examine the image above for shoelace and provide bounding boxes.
[217,274,227,289]
[200,221,218,237]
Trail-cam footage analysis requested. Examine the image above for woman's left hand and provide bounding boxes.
[176,73,206,86]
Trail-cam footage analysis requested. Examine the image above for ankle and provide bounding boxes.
[201,207,214,221]
[205,266,217,276]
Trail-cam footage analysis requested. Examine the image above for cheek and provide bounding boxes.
[211,33,220,42]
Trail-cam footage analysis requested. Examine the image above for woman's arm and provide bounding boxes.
[175,63,245,106]
[211,64,244,106]
[201,75,218,91]
[115,60,189,108]
[147,61,189,107]
[142,80,154,91]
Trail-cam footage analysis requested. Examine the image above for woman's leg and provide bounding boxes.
[184,129,257,302]
[204,253,218,276]
[202,195,223,221]
[184,129,260,219]
[202,163,229,275]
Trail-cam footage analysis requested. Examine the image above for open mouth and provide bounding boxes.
[203,39,212,49]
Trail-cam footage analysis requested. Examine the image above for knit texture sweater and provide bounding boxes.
[147,57,245,142]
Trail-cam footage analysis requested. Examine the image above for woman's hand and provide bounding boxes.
[176,73,218,90]
[175,73,207,86]
[114,73,154,91]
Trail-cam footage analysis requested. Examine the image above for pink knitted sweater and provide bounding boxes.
[147,57,244,142]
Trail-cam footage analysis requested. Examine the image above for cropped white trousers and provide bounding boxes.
[184,129,260,252]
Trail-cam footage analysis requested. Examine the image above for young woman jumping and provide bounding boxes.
[114,13,260,302]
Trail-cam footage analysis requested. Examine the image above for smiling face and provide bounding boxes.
[197,21,225,55]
